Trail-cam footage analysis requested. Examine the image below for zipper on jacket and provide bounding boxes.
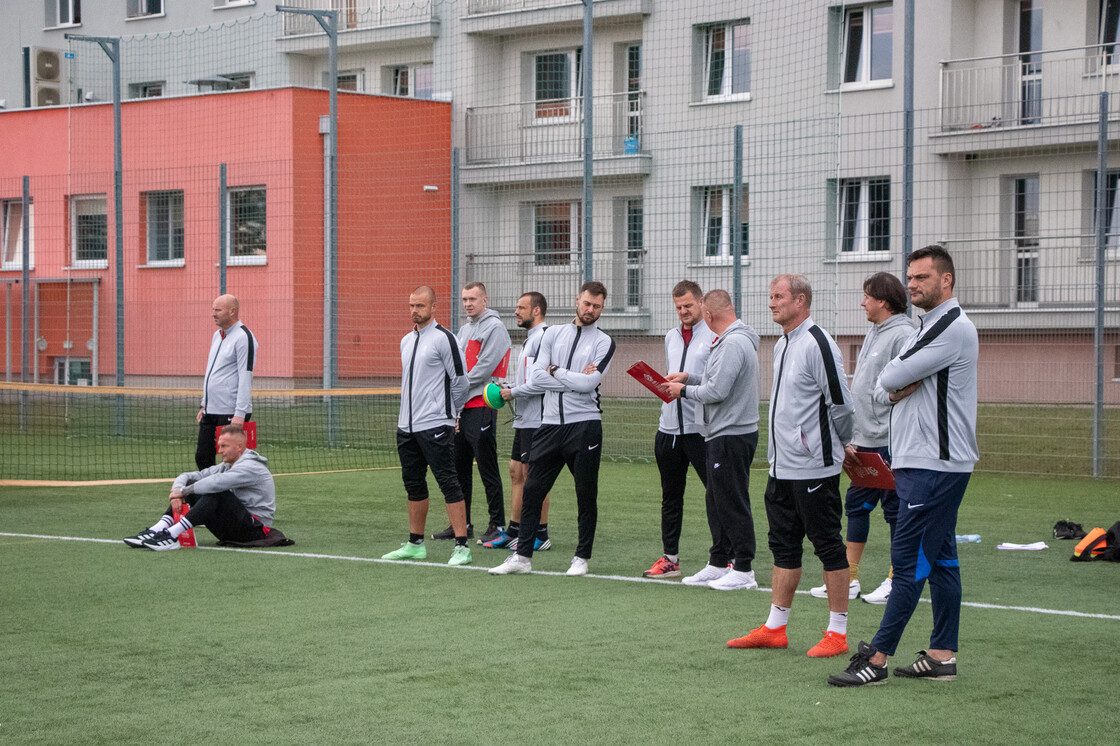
[771,334,790,476]
[677,328,690,435]
[201,335,225,412]
[557,325,583,425]
[407,330,420,432]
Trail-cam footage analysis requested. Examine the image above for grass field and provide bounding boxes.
[2,463,1118,744]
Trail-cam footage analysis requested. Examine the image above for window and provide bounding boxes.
[71,194,107,267]
[127,0,163,18]
[697,185,748,262]
[703,20,750,100]
[45,0,81,26]
[535,49,582,118]
[626,199,644,309]
[626,44,642,138]
[212,0,255,7]
[842,5,892,86]
[129,81,164,98]
[391,64,433,99]
[840,177,890,255]
[144,191,183,264]
[534,201,580,267]
[1101,0,1120,65]
[1013,176,1039,304]
[1,199,34,270]
[54,357,91,385]
[190,73,253,92]
[1092,170,1120,255]
[1019,0,1042,124]
[228,186,266,264]
[338,70,362,92]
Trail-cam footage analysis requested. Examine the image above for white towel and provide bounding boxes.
[996,542,1049,551]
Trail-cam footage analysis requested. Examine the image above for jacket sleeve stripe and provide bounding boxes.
[241,325,256,372]
[817,394,834,467]
[598,337,617,369]
[937,367,951,460]
[437,325,465,376]
[808,325,845,405]
[899,307,960,361]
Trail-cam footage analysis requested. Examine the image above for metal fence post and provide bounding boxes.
[20,176,30,429]
[451,147,461,331]
[732,125,744,316]
[902,0,915,310]
[581,0,594,283]
[219,163,227,295]
[1093,90,1109,478]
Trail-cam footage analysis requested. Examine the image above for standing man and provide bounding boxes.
[642,281,715,579]
[436,282,512,544]
[196,294,258,470]
[489,291,553,552]
[489,281,615,577]
[383,286,473,567]
[728,274,853,659]
[810,272,914,604]
[829,245,978,687]
[663,289,761,591]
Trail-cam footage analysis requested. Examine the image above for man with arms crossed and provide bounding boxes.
[729,274,854,658]
[642,281,714,579]
[196,294,258,469]
[810,272,914,604]
[383,286,473,566]
[433,282,511,543]
[490,282,615,577]
[829,245,978,687]
[663,289,761,591]
[488,291,553,552]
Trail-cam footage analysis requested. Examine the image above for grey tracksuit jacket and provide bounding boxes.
[398,319,469,433]
[509,322,549,429]
[679,320,760,441]
[457,308,512,406]
[658,320,716,436]
[173,449,276,526]
[767,316,854,480]
[529,321,616,425]
[850,313,917,448]
[201,321,258,418]
[877,298,979,473]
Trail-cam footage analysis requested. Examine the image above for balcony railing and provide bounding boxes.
[467,0,584,14]
[465,91,644,165]
[939,44,1120,132]
[281,0,431,35]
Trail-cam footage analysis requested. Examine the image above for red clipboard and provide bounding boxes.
[216,421,258,451]
[465,340,511,378]
[844,451,895,489]
[627,361,673,403]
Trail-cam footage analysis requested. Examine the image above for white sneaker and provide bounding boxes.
[708,569,758,590]
[682,563,730,586]
[862,577,892,604]
[565,556,589,576]
[809,579,860,599]
[489,554,531,575]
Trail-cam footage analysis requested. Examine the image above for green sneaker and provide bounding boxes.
[382,542,427,561]
[448,544,472,566]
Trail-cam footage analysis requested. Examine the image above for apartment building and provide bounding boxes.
[1,0,1118,400]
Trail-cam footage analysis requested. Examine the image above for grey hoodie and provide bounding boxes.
[457,307,512,406]
[681,319,760,441]
[173,449,276,526]
[850,313,917,448]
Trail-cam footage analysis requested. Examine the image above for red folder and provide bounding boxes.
[465,339,511,378]
[215,420,258,451]
[627,361,673,403]
[844,451,896,489]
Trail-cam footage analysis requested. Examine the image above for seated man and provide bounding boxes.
[124,424,292,551]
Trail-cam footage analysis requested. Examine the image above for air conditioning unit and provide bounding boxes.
[30,47,63,107]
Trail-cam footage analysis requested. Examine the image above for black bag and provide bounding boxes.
[1053,520,1087,540]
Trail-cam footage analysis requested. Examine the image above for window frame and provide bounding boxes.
[840,3,893,90]
[533,201,582,268]
[226,185,267,266]
[702,19,751,102]
[1100,0,1120,67]
[126,0,164,19]
[45,0,81,28]
[534,49,583,121]
[695,185,748,265]
[1,198,35,271]
[625,198,644,310]
[70,193,108,269]
[54,356,92,386]
[212,0,256,8]
[143,190,184,267]
[1092,169,1120,260]
[390,64,433,99]
[129,81,165,99]
[1012,175,1040,305]
[838,176,891,258]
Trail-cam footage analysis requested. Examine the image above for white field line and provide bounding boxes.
[2,531,1118,622]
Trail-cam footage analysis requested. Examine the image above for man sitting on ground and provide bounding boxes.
[124,424,292,551]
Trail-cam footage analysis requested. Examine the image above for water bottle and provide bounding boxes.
[955,534,981,544]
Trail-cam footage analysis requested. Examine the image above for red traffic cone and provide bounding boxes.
[173,502,197,548]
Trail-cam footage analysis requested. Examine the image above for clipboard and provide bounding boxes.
[627,361,673,404]
[844,450,895,489]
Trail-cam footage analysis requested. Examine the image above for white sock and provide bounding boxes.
[167,518,191,540]
[148,515,173,533]
[827,611,848,635]
[665,554,679,564]
[765,604,790,629]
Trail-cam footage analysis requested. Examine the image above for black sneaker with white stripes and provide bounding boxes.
[123,530,156,548]
[894,651,957,681]
[828,641,888,687]
[140,530,180,551]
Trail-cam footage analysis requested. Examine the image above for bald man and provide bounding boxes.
[196,294,259,469]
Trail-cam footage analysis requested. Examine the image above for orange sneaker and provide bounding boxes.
[807,630,849,658]
[727,624,788,649]
[643,556,681,578]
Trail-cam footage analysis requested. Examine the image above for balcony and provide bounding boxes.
[278,0,438,54]
[462,0,650,36]
[462,91,650,185]
[933,45,1120,155]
